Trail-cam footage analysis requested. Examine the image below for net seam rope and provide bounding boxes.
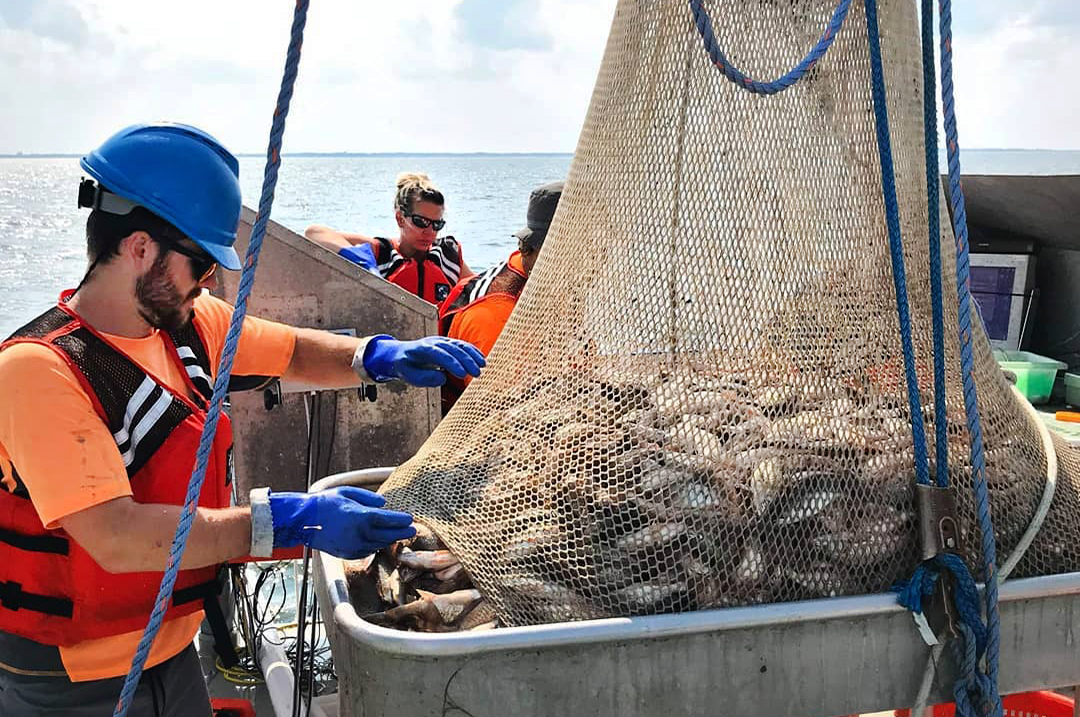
[919,0,949,489]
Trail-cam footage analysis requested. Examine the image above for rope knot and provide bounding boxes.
[952,622,1002,717]
[895,554,997,717]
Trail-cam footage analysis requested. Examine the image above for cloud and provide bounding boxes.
[1029,1,1080,27]
[455,0,553,52]
[0,0,1076,153]
[951,0,1080,36]
[951,5,1013,36]
[950,6,1080,148]
[0,0,94,49]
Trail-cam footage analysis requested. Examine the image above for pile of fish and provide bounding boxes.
[345,522,498,632]
[368,365,1043,628]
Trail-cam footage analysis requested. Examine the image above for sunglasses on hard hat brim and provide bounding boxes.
[404,212,446,232]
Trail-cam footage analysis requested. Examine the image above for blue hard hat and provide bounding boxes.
[80,123,243,270]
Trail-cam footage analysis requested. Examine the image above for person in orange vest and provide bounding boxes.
[439,181,563,412]
[306,172,473,305]
[0,124,484,716]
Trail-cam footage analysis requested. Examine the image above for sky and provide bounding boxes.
[0,0,1077,154]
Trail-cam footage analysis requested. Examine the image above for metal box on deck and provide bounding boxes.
[214,210,440,498]
[312,471,1080,717]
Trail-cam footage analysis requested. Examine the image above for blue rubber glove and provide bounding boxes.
[362,335,486,387]
[268,486,415,559]
[338,244,381,275]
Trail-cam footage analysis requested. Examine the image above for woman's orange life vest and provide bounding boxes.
[0,298,232,646]
[374,235,464,304]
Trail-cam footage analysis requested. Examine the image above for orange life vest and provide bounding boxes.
[438,253,528,412]
[374,235,463,304]
[0,298,232,646]
[438,252,527,335]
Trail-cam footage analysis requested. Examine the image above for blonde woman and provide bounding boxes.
[306,172,472,304]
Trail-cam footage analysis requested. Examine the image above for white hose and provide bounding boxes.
[911,642,944,717]
[999,386,1058,580]
[258,627,329,717]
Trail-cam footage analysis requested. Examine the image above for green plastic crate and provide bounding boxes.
[994,351,1068,404]
[1066,373,1080,408]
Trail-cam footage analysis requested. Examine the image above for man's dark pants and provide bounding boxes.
[0,631,211,717]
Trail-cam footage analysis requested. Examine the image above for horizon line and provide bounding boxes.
[3,147,1080,159]
[0,151,578,159]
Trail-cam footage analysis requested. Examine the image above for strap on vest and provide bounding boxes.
[0,527,69,555]
[0,580,73,618]
[0,572,239,669]
[228,374,277,393]
[174,569,240,668]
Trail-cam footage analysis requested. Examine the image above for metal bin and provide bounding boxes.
[312,470,1080,717]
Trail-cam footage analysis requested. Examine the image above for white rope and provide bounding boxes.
[1000,386,1058,580]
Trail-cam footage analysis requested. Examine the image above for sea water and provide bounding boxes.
[1,150,1077,336]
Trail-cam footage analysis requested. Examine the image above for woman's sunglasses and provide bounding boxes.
[405,213,446,232]
[162,240,218,282]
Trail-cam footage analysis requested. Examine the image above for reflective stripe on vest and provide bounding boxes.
[0,296,232,646]
[439,256,527,336]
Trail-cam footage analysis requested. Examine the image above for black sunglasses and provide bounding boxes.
[158,238,218,282]
[405,212,446,231]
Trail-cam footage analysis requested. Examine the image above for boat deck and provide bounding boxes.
[197,627,339,716]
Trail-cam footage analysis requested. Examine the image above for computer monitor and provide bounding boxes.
[969,253,1036,351]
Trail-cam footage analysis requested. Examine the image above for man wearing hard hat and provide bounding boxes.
[0,123,484,715]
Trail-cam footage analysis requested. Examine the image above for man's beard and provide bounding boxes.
[134,254,200,332]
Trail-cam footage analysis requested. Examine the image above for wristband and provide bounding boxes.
[249,487,274,558]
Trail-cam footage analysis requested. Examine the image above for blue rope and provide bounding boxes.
[896,559,995,716]
[869,0,1002,709]
[688,0,853,95]
[862,0,931,488]
[938,0,1003,709]
[952,622,999,717]
[921,0,948,487]
[112,2,310,715]
[894,553,987,658]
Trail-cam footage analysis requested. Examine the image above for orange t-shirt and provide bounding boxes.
[0,292,296,681]
[444,252,525,386]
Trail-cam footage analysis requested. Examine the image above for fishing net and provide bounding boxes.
[378,0,1080,627]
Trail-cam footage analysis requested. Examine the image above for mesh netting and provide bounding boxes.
[379,0,1080,627]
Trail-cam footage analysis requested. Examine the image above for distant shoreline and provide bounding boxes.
[3,148,1079,159]
[0,152,577,159]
